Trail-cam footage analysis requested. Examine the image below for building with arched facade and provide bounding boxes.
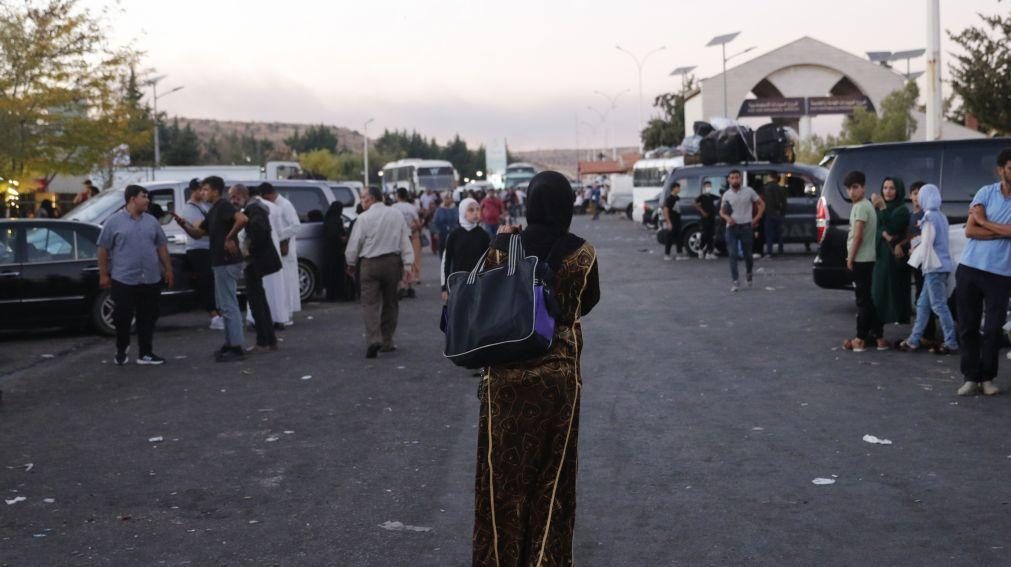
[683,36,982,141]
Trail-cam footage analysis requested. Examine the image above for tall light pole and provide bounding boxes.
[707,33,757,120]
[145,75,183,170]
[615,44,666,150]
[925,0,942,140]
[586,105,608,158]
[363,118,374,188]
[594,89,630,158]
[669,66,697,137]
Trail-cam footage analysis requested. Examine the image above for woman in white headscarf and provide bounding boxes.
[440,197,490,303]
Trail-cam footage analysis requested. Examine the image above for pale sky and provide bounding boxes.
[90,0,1004,150]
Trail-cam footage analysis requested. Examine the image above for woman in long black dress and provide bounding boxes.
[322,201,348,301]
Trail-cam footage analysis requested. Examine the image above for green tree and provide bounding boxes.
[285,124,339,154]
[0,0,148,193]
[161,119,200,165]
[839,81,919,144]
[641,77,695,151]
[948,4,1011,135]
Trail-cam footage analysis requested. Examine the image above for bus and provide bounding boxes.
[380,159,459,195]
[631,156,684,223]
[504,162,537,189]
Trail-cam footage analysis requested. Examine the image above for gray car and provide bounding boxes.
[66,179,353,301]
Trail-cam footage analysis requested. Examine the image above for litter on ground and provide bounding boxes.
[378,521,433,533]
[863,434,893,445]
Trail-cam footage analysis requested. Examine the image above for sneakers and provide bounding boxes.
[731,281,740,292]
[114,351,129,366]
[663,254,672,261]
[215,347,245,363]
[136,354,165,365]
[705,253,717,261]
[981,380,1001,396]
[675,254,689,261]
[366,344,381,359]
[957,381,981,396]
[209,315,224,330]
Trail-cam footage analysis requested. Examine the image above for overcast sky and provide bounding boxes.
[90,0,1003,150]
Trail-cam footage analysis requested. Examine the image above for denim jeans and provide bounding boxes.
[213,263,244,348]
[764,216,785,256]
[907,271,958,348]
[725,223,753,282]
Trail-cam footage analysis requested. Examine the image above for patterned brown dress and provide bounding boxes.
[473,237,600,567]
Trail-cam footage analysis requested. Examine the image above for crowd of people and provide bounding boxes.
[96,177,305,364]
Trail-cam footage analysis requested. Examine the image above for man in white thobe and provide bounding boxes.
[262,183,302,315]
[245,191,290,327]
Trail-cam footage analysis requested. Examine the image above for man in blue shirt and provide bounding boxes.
[97,185,173,366]
[957,148,1011,396]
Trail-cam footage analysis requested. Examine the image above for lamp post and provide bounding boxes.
[706,33,758,120]
[145,75,184,170]
[925,0,942,140]
[615,44,666,150]
[363,118,374,188]
[586,106,608,158]
[594,89,630,159]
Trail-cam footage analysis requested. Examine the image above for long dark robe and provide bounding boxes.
[322,204,349,301]
[473,170,600,567]
[872,185,911,324]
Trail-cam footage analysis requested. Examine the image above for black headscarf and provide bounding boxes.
[506,171,585,266]
[323,201,345,242]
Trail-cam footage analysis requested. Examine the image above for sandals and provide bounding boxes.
[875,339,891,351]
[843,338,866,352]
[931,344,958,355]
[895,340,919,352]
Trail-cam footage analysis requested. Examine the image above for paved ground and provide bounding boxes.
[3,215,1011,566]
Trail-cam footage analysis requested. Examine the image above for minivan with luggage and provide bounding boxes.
[812,138,1011,290]
[656,162,827,256]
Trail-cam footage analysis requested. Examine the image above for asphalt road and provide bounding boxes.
[3,215,1011,567]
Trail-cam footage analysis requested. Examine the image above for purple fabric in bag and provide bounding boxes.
[533,284,555,344]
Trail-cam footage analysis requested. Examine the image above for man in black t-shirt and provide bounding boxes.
[174,176,248,361]
[662,182,685,260]
[694,181,719,259]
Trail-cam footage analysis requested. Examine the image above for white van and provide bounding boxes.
[631,156,683,223]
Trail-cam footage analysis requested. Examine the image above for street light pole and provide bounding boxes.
[146,75,183,171]
[925,0,942,140]
[616,45,666,150]
[594,89,630,159]
[586,106,608,158]
[363,118,374,188]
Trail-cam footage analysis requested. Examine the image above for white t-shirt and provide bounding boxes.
[179,201,210,251]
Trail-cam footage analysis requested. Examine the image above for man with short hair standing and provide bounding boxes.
[177,178,222,330]
[719,169,765,291]
[957,149,1011,396]
[345,186,415,358]
[98,185,174,366]
[230,184,282,353]
[763,173,789,257]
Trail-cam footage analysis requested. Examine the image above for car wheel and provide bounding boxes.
[684,226,704,258]
[625,203,633,220]
[298,260,318,302]
[91,290,116,336]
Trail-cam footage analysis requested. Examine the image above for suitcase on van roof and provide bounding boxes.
[693,121,715,137]
[716,126,754,164]
[756,123,795,163]
[700,131,719,165]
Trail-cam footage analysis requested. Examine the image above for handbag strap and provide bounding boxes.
[465,233,524,285]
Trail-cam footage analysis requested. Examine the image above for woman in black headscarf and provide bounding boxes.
[322,201,348,301]
[472,171,600,567]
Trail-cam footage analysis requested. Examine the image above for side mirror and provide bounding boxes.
[804,184,818,197]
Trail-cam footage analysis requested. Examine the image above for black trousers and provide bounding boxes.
[852,262,882,342]
[186,249,217,314]
[111,280,161,356]
[956,265,1011,382]
[664,216,683,255]
[244,266,276,347]
[700,218,715,254]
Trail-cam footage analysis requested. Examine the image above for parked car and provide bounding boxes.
[0,219,193,335]
[812,138,1011,289]
[654,162,827,257]
[66,179,352,301]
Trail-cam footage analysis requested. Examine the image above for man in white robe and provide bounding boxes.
[245,192,290,327]
[262,185,302,315]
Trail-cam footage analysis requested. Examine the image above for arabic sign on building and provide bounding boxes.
[738,96,875,117]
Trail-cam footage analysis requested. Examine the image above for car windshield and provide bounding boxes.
[66,189,125,224]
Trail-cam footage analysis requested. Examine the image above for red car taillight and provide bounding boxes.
[816,196,828,243]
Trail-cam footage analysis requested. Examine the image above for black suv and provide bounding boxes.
[656,163,828,256]
[813,138,1011,290]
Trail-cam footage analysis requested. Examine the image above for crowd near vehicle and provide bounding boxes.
[652,162,826,257]
[0,219,194,335]
[813,138,1011,289]
[381,159,459,194]
[631,156,684,222]
[504,162,537,189]
[66,179,358,301]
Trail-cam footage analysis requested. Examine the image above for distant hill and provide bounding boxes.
[512,147,639,179]
[176,117,367,155]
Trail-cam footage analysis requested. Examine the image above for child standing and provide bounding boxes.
[843,171,880,352]
[441,198,491,303]
[897,184,958,354]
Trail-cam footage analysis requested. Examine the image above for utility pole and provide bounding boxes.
[616,45,666,151]
[925,0,942,140]
[363,118,374,188]
[146,75,183,171]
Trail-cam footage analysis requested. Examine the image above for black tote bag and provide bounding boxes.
[443,234,555,369]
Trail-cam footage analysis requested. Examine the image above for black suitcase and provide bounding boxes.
[693,121,715,137]
[700,131,719,165]
[716,126,754,164]
[755,123,794,163]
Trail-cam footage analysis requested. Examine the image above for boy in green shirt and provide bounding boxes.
[843,171,882,352]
